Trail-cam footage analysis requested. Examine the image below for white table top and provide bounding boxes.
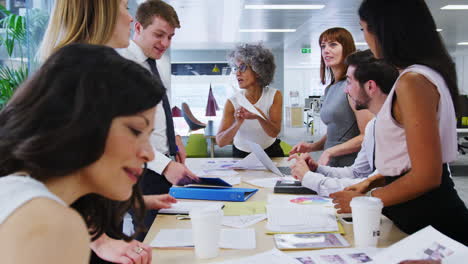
[143,158,407,264]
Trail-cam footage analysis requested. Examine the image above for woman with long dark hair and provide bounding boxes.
[331,0,468,245]
[0,44,164,263]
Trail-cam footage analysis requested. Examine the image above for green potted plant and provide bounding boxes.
[0,4,27,109]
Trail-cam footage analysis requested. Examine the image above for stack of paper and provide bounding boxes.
[158,201,224,215]
[221,201,267,228]
[223,214,267,229]
[150,228,256,250]
[266,204,339,233]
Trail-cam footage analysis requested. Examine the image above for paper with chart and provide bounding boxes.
[267,194,334,206]
[266,204,339,232]
[228,152,267,170]
[274,233,350,250]
[266,194,338,233]
[288,247,381,264]
[212,248,301,264]
[372,226,468,264]
[222,214,267,228]
[190,160,240,178]
[150,228,256,249]
[236,93,266,120]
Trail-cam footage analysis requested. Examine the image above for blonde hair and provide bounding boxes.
[37,0,120,62]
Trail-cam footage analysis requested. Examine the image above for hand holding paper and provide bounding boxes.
[236,94,266,120]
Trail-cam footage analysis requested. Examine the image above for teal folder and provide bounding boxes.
[169,186,258,202]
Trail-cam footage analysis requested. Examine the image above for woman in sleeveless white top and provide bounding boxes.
[0,45,159,263]
[217,43,284,158]
[331,0,468,246]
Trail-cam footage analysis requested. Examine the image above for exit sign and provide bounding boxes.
[301,48,312,53]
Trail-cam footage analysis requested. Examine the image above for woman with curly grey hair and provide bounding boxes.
[216,43,284,158]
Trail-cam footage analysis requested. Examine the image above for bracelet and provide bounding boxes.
[366,188,379,197]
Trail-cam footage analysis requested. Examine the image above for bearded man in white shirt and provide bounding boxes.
[289,50,399,196]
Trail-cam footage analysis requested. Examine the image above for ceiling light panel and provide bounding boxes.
[440,5,468,10]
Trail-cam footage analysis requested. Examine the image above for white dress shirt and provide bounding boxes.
[302,118,378,196]
[117,40,173,174]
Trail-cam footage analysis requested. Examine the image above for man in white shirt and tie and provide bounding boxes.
[117,0,198,240]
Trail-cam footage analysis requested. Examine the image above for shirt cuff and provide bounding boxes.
[147,152,171,175]
[302,171,327,195]
[315,165,328,175]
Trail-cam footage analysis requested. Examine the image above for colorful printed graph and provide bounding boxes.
[290,196,330,205]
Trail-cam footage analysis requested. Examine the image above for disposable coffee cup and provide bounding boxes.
[189,208,223,259]
[350,196,383,247]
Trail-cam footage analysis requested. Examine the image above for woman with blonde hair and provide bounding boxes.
[290,28,373,167]
[38,0,131,61]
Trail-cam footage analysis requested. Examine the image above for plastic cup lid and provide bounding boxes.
[350,196,383,209]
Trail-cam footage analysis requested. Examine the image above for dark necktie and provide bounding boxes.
[372,120,376,172]
[146,58,178,156]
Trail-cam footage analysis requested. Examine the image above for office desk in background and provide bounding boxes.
[144,158,408,264]
[458,128,468,137]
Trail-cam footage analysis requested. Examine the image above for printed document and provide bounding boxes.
[266,204,339,233]
[236,93,266,120]
[222,214,267,228]
[150,228,256,249]
[212,248,300,264]
[373,226,468,264]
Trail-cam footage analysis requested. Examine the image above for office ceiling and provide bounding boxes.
[164,0,468,53]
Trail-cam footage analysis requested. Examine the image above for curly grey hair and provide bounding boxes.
[227,43,276,88]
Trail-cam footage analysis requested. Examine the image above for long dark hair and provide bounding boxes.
[0,44,164,240]
[359,0,459,112]
[319,27,356,85]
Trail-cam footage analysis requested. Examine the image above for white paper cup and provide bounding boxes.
[189,208,223,259]
[350,196,383,247]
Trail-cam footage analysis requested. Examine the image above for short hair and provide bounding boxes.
[227,43,276,88]
[37,0,120,61]
[0,44,165,240]
[345,50,399,95]
[136,0,181,29]
[319,27,356,85]
[359,0,459,112]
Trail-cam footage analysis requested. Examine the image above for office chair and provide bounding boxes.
[181,102,206,131]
